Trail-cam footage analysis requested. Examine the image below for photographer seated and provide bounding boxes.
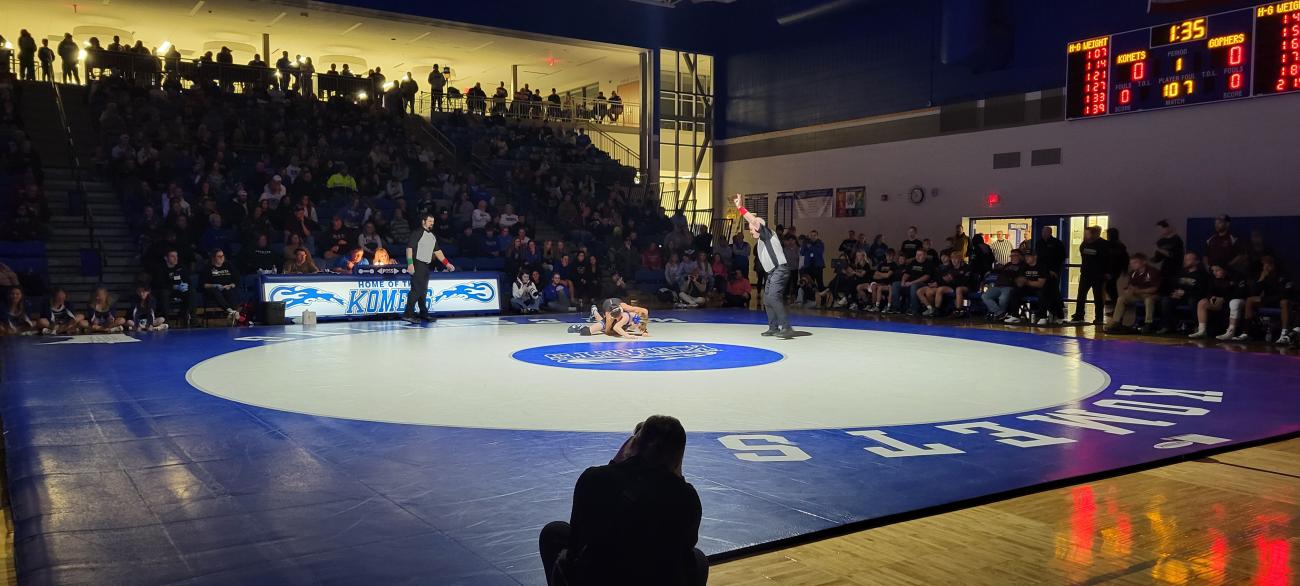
[539,415,706,586]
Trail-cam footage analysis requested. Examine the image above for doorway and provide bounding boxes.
[967,213,1110,303]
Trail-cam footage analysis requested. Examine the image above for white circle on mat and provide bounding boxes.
[186,322,1110,432]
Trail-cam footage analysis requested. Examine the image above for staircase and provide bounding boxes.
[18,80,139,303]
[42,168,139,303]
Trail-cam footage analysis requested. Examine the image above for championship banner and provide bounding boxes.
[834,186,866,218]
[260,273,501,321]
[793,188,834,219]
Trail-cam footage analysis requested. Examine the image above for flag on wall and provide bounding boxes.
[834,186,866,218]
[793,188,834,219]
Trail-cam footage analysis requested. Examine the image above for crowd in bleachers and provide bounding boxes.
[0,27,668,333]
[776,216,1298,345]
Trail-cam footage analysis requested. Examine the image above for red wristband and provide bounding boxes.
[441,257,451,267]
[737,206,748,217]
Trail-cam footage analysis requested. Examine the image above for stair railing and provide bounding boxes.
[47,78,105,277]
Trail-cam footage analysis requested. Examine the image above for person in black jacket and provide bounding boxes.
[1105,227,1129,307]
[17,30,37,81]
[1034,225,1068,321]
[1152,220,1185,293]
[1070,226,1110,324]
[151,249,193,322]
[1158,252,1208,334]
[539,415,705,586]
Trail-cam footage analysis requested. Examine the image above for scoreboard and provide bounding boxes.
[1066,0,1300,119]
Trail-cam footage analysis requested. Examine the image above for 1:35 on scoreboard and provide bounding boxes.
[1066,0,1300,119]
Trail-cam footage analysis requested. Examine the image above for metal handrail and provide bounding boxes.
[45,74,105,276]
[414,92,640,130]
[579,121,640,170]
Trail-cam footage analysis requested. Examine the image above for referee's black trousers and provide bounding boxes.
[403,260,431,318]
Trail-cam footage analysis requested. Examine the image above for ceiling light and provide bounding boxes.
[269,12,287,26]
[78,48,88,61]
[2,42,12,50]
[188,0,205,16]
[357,91,368,100]
[381,81,395,91]
[341,22,363,35]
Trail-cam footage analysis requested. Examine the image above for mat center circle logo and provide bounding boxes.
[511,341,784,371]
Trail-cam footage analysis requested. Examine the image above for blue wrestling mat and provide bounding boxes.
[3,310,1299,584]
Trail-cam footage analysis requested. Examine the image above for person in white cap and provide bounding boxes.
[260,175,287,209]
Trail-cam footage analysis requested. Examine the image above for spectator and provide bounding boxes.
[982,249,1023,320]
[723,269,752,308]
[948,224,971,260]
[1152,220,1185,290]
[511,272,541,314]
[800,230,825,289]
[322,217,357,260]
[1190,264,1244,339]
[57,33,79,85]
[327,164,359,194]
[202,250,241,325]
[151,250,192,322]
[677,268,709,308]
[428,65,447,112]
[401,72,419,115]
[260,175,287,210]
[86,287,126,334]
[331,248,370,275]
[17,30,37,81]
[471,200,492,231]
[241,233,279,274]
[865,249,899,312]
[2,288,37,336]
[899,226,923,260]
[603,271,630,300]
[538,415,705,586]
[1009,251,1062,326]
[989,232,1013,265]
[125,285,167,331]
[1106,253,1162,334]
[542,273,573,312]
[1238,255,1283,341]
[340,193,372,230]
[200,213,233,254]
[1034,225,1067,320]
[283,247,319,274]
[37,39,55,82]
[889,249,934,315]
[1204,214,1243,273]
[1159,252,1208,335]
[1070,226,1109,325]
[1105,227,1129,305]
[39,288,85,335]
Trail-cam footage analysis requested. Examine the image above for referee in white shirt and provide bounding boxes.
[735,194,795,339]
[403,212,456,324]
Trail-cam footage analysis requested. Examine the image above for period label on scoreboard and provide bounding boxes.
[1067,2,1300,119]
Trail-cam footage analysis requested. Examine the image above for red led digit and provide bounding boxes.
[1228,45,1243,66]
[1119,88,1131,104]
[1132,61,1145,81]
[1229,72,1242,90]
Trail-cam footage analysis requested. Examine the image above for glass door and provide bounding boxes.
[1063,214,1109,303]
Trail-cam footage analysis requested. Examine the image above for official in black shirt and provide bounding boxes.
[539,415,705,586]
[1159,252,1208,333]
[241,233,280,274]
[1070,226,1110,324]
[1034,225,1067,319]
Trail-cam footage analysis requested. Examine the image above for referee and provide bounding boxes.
[403,212,456,324]
[735,194,795,339]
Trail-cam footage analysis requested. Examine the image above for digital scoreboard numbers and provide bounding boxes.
[1255,1,1300,94]
[1066,1,1300,119]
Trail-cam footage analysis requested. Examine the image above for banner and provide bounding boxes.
[793,188,834,219]
[834,186,866,218]
[260,273,501,321]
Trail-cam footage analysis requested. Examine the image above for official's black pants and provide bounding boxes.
[764,264,792,331]
[403,260,430,318]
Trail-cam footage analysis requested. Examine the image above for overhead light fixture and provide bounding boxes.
[188,0,205,16]
[341,22,363,35]
[381,81,395,91]
[402,73,410,81]
[357,91,368,100]
[78,48,88,61]
[2,41,12,50]
[156,41,171,55]
[269,11,287,26]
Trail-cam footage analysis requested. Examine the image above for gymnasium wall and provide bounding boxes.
[719,0,1262,139]
[716,93,1300,253]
